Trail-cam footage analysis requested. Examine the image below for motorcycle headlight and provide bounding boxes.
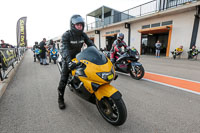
[97,67,114,81]
[135,55,140,59]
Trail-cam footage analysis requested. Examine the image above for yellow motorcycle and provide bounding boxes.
[58,46,127,126]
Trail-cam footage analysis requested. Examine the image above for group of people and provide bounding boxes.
[155,40,199,60]
[171,45,199,60]
[33,38,49,65]
[33,38,58,65]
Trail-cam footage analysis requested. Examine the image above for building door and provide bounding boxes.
[139,25,172,56]
[141,32,169,56]
[106,35,117,51]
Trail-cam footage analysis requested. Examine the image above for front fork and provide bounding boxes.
[130,62,142,72]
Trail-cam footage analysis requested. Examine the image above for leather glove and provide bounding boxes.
[68,62,77,70]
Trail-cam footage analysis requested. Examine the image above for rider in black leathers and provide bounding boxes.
[57,14,95,109]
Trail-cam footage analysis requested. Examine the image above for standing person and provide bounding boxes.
[39,38,49,65]
[48,40,55,59]
[0,40,9,48]
[33,41,39,50]
[57,14,95,109]
[57,43,60,50]
[155,40,162,57]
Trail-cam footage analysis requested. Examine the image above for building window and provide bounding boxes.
[151,23,161,28]
[142,25,150,29]
[162,21,173,26]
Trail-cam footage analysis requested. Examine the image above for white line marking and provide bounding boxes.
[146,71,200,84]
[116,71,200,95]
[143,78,200,95]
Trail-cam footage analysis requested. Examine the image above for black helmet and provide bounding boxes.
[35,41,38,44]
[117,33,124,42]
[50,39,53,44]
[70,14,85,34]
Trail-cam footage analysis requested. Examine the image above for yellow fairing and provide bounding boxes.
[71,57,117,97]
[95,84,118,101]
[80,58,114,83]
[78,77,104,93]
[72,57,115,83]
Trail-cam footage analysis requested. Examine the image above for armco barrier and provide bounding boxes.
[0,48,26,81]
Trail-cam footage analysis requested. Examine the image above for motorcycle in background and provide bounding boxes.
[33,48,40,62]
[103,47,145,80]
[49,48,58,64]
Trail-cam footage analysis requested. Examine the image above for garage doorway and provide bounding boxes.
[106,34,117,51]
[139,25,172,56]
[141,33,169,56]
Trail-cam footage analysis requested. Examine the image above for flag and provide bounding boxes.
[16,17,27,47]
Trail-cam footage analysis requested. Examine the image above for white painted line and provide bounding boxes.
[146,71,200,84]
[116,71,200,96]
[143,78,200,96]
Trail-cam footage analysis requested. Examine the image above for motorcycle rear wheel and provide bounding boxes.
[96,97,127,126]
[130,65,144,80]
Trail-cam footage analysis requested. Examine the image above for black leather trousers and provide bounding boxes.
[57,61,70,100]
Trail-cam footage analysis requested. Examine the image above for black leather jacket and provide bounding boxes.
[61,30,95,63]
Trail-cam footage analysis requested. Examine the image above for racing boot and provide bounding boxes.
[58,90,66,110]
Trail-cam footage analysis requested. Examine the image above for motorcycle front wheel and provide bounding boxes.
[96,97,127,126]
[130,65,144,80]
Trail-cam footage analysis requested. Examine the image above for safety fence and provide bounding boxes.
[0,48,26,81]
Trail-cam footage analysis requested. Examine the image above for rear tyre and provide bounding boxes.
[96,97,127,126]
[34,57,36,62]
[54,59,56,64]
[130,65,144,80]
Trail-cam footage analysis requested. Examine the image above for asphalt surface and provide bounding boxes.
[0,50,200,133]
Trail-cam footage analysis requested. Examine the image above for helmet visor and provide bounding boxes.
[71,16,84,24]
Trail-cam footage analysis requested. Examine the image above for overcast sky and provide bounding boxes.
[0,0,151,46]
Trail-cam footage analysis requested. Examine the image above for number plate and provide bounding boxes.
[108,74,113,80]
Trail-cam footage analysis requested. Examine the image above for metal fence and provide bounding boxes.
[0,48,26,81]
[86,0,197,31]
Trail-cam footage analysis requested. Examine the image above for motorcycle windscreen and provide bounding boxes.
[130,50,138,57]
[76,46,107,65]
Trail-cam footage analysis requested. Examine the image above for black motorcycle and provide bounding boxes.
[104,47,145,80]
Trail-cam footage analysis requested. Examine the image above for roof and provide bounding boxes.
[87,5,120,17]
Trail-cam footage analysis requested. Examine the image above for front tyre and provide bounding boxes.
[96,97,127,126]
[130,65,144,80]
